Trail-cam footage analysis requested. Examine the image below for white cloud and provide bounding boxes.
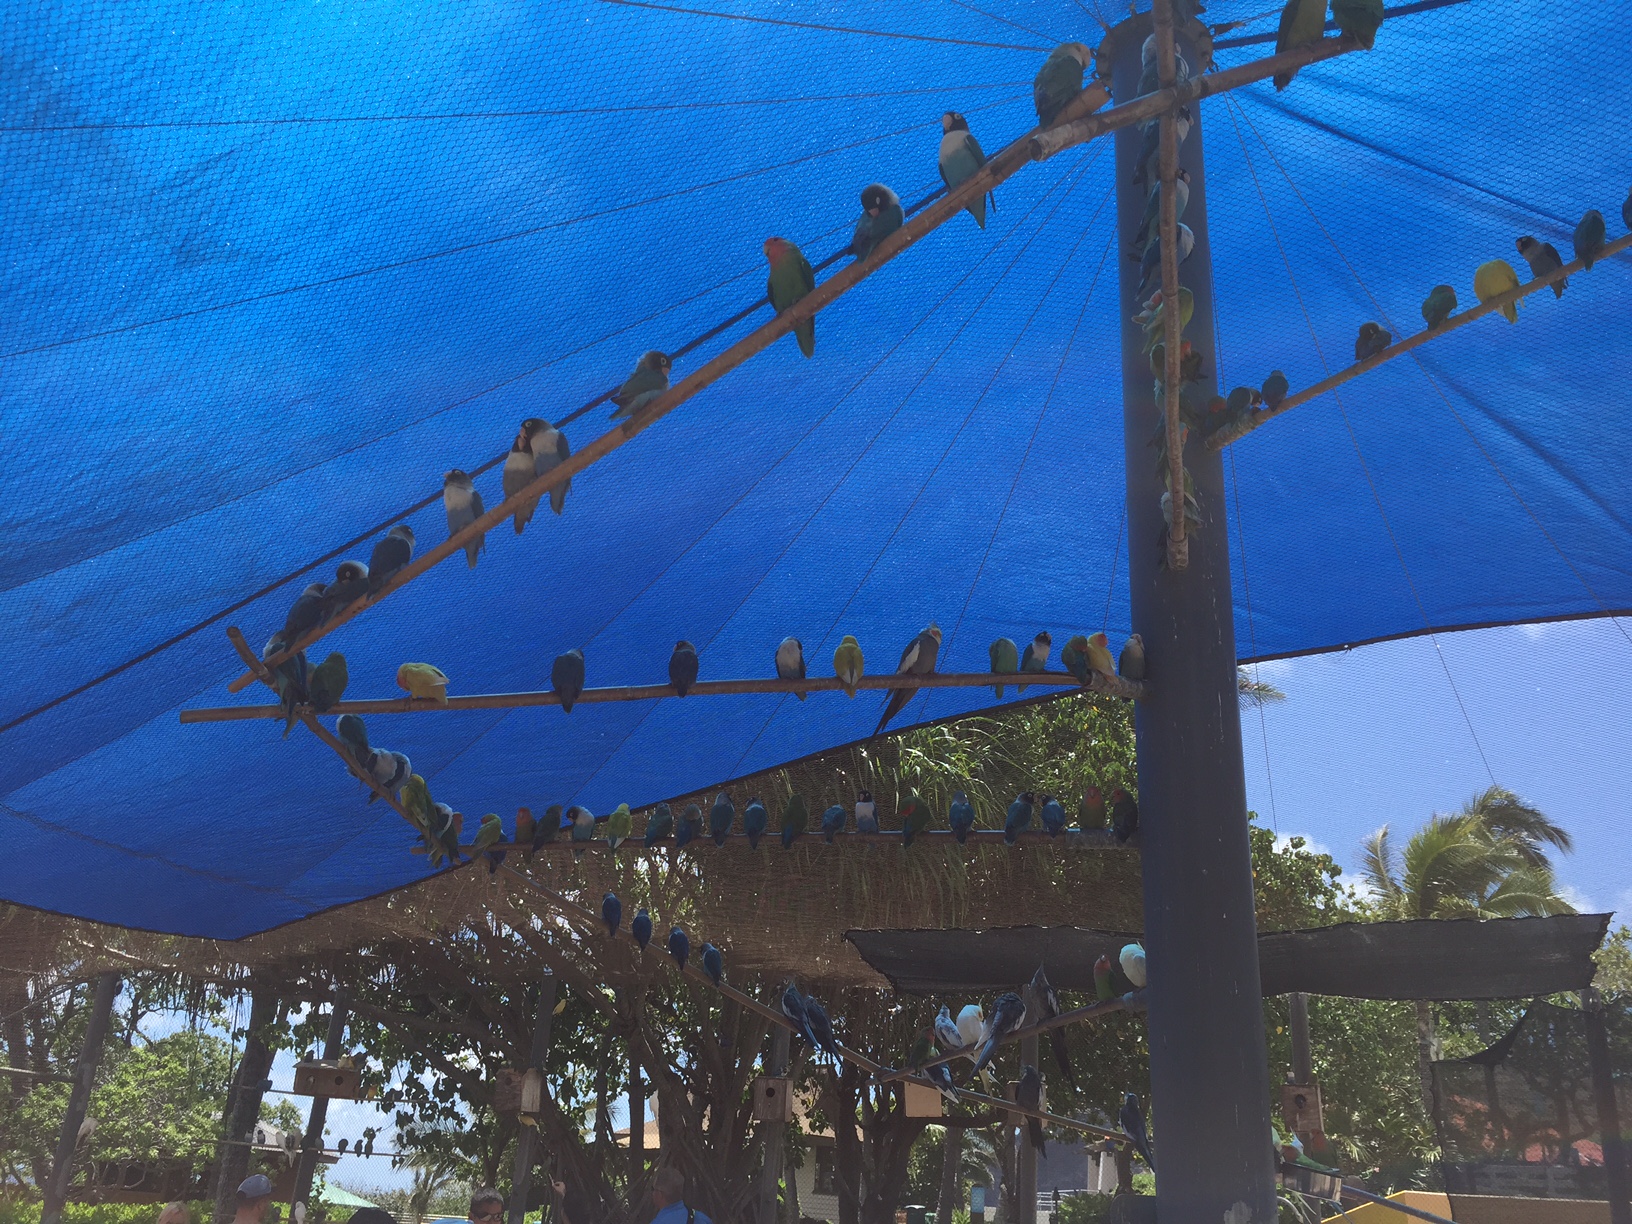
[1558,883,1598,913]
[1517,621,1553,640]
[1273,831,1331,858]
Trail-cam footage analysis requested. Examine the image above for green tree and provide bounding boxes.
[1359,785,1574,1117]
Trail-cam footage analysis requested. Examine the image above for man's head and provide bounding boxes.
[235,1175,274,1223]
[651,1168,686,1210]
[158,1201,188,1224]
[469,1189,505,1224]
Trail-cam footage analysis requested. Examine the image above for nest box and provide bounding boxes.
[903,1081,944,1119]
[1280,1081,1324,1138]
[752,1076,794,1122]
[291,1060,361,1100]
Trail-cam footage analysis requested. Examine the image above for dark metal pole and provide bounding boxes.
[292,990,349,1212]
[212,989,281,1224]
[758,1026,791,1224]
[1112,5,1277,1220]
[1017,1035,1038,1224]
[629,1037,644,1187]
[508,970,556,1224]
[1289,993,1312,1085]
[41,972,119,1224]
[1583,988,1630,1224]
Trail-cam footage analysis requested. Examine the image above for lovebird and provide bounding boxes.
[851,183,903,261]
[569,805,597,858]
[668,926,689,973]
[781,793,809,849]
[309,652,348,712]
[321,560,370,624]
[710,791,735,846]
[606,803,632,851]
[876,623,941,734]
[516,806,536,853]
[1019,631,1051,693]
[669,641,699,696]
[1574,209,1606,270]
[1261,369,1290,408]
[1094,954,1117,1002]
[1079,786,1107,830]
[442,469,486,568]
[833,635,864,698]
[676,803,702,849]
[426,802,461,868]
[367,524,415,592]
[1033,42,1091,126]
[337,713,370,767]
[1111,788,1139,843]
[701,943,724,986]
[776,637,807,699]
[1085,632,1116,677]
[1516,236,1567,298]
[401,774,435,835]
[949,791,975,844]
[552,648,585,712]
[743,798,769,849]
[1060,634,1090,683]
[1005,792,1035,845]
[504,419,545,534]
[368,750,410,802]
[970,991,1026,1076]
[1120,942,1148,988]
[899,793,933,847]
[1016,1064,1046,1155]
[644,801,674,848]
[601,891,622,937]
[473,812,504,872]
[989,637,1019,697]
[282,582,328,641]
[1118,634,1146,681]
[397,662,448,704]
[1331,0,1384,48]
[1135,170,1190,252]
[1273,0,1327,89]
[533,419,571,515]
[820,803,847,843]
[609,351,671,420]
[1474,259,1522,323]
[1418,284,1457,330]
[939,112,992,228]
[537,804,563,848]
[855,790,878,834]
[1137,224,1196,294]
[1039,795,1067,837]
[1120,1092,1156,1170]
[764,238,816,358]
[1354,322,1391,361]
[1130,107,1191,188]
[631,908,652,953]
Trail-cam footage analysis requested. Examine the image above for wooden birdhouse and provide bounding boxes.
[1280,1081,1326,1147]
[903,1081,944,1119]
[291,1060,361,1100]
[520,1068,545,1115]
[752,1076,794,1122]
[493,1068,523,1114]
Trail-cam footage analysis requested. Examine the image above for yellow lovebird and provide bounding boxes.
[1474,259,1521,323]
[833,635,864,697]
[1085,632,1117,678]
[397,662,449,704]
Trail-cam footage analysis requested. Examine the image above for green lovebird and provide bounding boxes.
[989,636,1019,698]
[764,237,816,357]
[1273,0,1328,90]
[1474,260,1521,323]
[1331,0,1383,49]
[308,652,348,713]
[402,775,434,836]
[609,351,672,420]
[1033,42,1091,126]
[899,793,934,847]
[1118,634,1146,681]
[833,635,864,698]
[1060,634,1090,683]
[472,812,503,854]
[1421,284,1457,329]
[606,803,633,851]
[781,793,809,849]
[1079,786,1107,831]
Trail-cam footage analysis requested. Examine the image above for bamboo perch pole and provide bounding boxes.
[1155,0,1186,569]
[894,1078,1130,1144]
[411,828,1132,855]
[1031,33,1363,162]
[227,81,1110,695]
[190,668,1146,723]
[1205,231,1632,449]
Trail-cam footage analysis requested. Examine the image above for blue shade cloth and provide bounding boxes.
[2,0,1628,937]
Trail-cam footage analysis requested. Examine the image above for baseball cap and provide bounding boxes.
[237,1175,274,1199]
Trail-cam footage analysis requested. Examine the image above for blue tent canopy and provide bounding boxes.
[3,0,1627,938]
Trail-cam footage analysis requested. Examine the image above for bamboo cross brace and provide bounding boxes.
[893,1078,1130,1144]
[191,668,1146,723]
[1205,231,1632,449]
[227,81,1110,695]
[1155,0,1187,568]
[874,992,1145,1083]
[410,828,1131,856]
[500,867,885,1074]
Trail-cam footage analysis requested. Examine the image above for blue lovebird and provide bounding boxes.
[668,926,690,973]
[645,802,674,848]
[701,942,724,986]
[938,113,993,228]
[855,791,878,834]
[569,805,596,859]
[601,892,621,937]
[710,792,735,846]
[821,804,847,843]
[851,183,904,261]
[743,798,769,850]
[1005,792,1036,845]
[676,803,702,850]
[1040,795,1067,837]
[949,791,975,844]
[631,908,653,953]
[553,648,585,713]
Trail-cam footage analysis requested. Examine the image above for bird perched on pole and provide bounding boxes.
[282,583,327,642]
[309,652,348,713]
[475,813,505,873]
[912,1030,961,1105]
[1354,322,1391,362]
[938,113,992,228]
[876,623,941,733]
[743,798,769,850]
[970,992,1026,1077]
[668,926,690,973]
[855,791,878,834]
[782,983,818,1049]
[1033,43,1091,126]
[764,238,816,358]
[1079,786,1106,831]
[1474,260,1522,323]
[776,637,808,699]
[781,793,809,849]
[1260,369,1290,409]
[935,1006,964,1055]
[899,793,933,847]
[1119,943,1148,989]
[803,995,841,1064]
[1016,1064,1046,1156]
[322,560,370,624]
[504,419,544,534]
[676,803,702,850]
[631,908,653,954]
[1516,236,1567,297]
[669,641,699,696]
[710,791,735,846]
[1061,632,1087,682]
[821,803,847,843]
[833,635,864,698]
[989,637,1019,697]
[851,184,903,261]
[368,524,416,592]
[1110,788,1139,843]
[1004,792,1035,845]
[701,943,724,986]
[337,713,371,770]
[601,892,622,938]
[1120,1092,1156,1170]
[949,791,975,844]
[1094,954,1118,1002]
[609,351,671,420]
[956,1004,998,1091]
[1019,631,1051,693]
[605,803,632,851]
[1421,285,1457,329]
[1027,964,1077,1091]
[515,806,536,853]
[1085,633,1116,679]
[1118,634,1145,681]
[1039,795,1067,838]
[552,648,585,713]
[569,805,596,859]
[645,802,674,848]
[532,418,571,515]
[442,470,486,568]
[1273,0,1327,89]
[1574,209,1606,270]
[1135,170,1190,253]
[1331,0,1385,47]
[397,662,449,705]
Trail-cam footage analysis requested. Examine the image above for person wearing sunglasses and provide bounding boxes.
[470,1189,506,1224]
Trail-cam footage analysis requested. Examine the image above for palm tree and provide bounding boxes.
[1360,786,1574,1118]
[1238,668,1286,707]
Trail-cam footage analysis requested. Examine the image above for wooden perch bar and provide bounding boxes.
[227,81,1111,695]
[1155,0,1187,568]
[923,1082,1129,1143]
[412,828,1130,856]
[1031,33,1363,162]
[190,668,1146,723]
[1205,232,1632,448]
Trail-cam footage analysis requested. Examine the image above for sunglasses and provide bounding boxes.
[474,1211,504,1220]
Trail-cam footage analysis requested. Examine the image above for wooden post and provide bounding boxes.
[1112,7,1277,1221]
[509,969,557,1224]
[1583,987,1631,1224]
[212,989,281,1224]
[1016,1034,1039,1224]
[1289,993,1312,1085]
[291,990,349,1211]
[758,1026,792,1224]
[41,973,119,1224]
